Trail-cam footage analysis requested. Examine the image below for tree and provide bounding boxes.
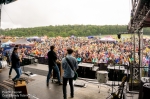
[1,25,150,37]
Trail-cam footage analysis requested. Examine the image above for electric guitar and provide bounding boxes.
[111,76,127,99]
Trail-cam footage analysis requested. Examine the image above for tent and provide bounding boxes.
[88,36,94,39]
[4,40,13,44]
[12,39,34,45]
[2,40,13,45]
[27,36,42,42]
[1,40,13,48]
[100,36,116,42]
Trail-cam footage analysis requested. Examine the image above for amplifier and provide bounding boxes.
[14,81,28,99]
[98,63,108,70]
[77,63,94,79]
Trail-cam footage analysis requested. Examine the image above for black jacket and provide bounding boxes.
[11,52,20,68]
[47,50,57,67]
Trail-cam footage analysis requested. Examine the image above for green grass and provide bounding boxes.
[100,34,150,39]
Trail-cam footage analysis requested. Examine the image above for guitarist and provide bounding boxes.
[46,45,62,86]
[61,48,78,99]
[11,47,22,81]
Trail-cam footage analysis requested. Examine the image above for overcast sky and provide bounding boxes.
[1,0,131,29]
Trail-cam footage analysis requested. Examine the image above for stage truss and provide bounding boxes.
[128,0,150,91]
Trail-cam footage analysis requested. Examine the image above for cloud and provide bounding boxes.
[1,0,131,29]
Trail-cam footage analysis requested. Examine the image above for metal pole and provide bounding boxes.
[132,0,134,9]
[0,5,2,47]
[131,31,136,91]
[138,31,141,79]
[140,29,143,78]
[0,5,1,29]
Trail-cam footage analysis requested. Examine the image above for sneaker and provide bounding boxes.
[59,82,63,85]
[47,83,49,87]
[12,79,15,82]
[70,95,74,98]
[9,75,11,78]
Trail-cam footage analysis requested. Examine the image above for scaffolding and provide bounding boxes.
[128,0,150,91]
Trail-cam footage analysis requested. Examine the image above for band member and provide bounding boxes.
[47,45,62,86]
[62,48,78,99]
[9,45,19,77]
[11,47,22,81]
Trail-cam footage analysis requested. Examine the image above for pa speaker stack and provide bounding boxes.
[139,77,150,99]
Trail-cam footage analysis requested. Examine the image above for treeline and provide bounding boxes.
[1,25,150,37]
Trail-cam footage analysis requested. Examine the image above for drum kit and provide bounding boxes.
[97,71,108,83]
[96,62,126,96]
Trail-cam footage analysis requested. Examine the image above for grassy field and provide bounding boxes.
[100,34,150,39]
[101,34,150,37]
[1,34,150,43]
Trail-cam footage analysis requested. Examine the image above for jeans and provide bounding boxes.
[12,67,22,81]
[148,64,150,77]
[47,65,61,83]
[63,77,74,99]
[6,56,10,65]
[9,66,13,75]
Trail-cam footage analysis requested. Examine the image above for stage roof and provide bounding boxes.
[128,0,150,32]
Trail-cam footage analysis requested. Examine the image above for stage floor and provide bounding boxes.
[0,64,139,99]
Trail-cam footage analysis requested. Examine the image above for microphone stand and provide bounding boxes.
[23,53,34,77]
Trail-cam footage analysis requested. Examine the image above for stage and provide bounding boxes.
[0,64,139,99]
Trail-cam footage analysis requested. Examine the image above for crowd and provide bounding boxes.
[0,36,149,99]
[1,36,150,68]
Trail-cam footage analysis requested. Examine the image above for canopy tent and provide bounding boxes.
[1,40,13,48]
[4,40,13,44]
[88,36,94,39]
[2,40,13,45]
[27,36,43,42]
[12,39,34,45]
[100,36,116,42]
